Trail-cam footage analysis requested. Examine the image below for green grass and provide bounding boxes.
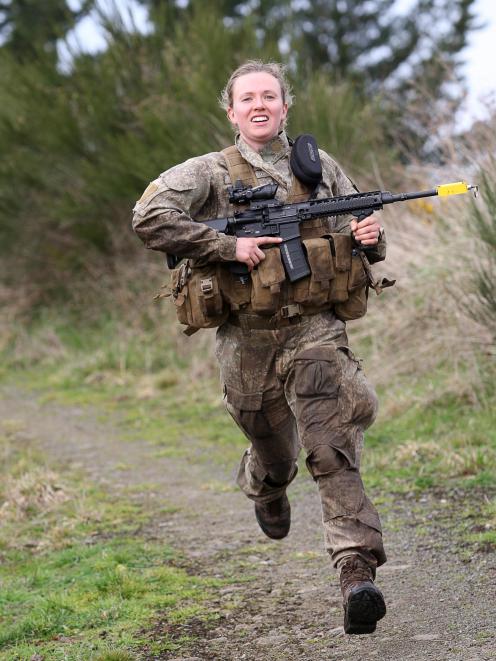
[362,387,496,491]
[0,540,219,658]
[0,423,223,660]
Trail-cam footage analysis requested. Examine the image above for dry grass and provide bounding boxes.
[349,157,494,411]
[0,467,69,522]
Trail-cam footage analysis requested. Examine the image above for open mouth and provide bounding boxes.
[251,115,269,123]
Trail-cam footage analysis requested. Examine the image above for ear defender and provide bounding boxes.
[290,134,323,190]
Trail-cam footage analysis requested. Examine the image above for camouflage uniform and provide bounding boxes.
[133,131,387,569]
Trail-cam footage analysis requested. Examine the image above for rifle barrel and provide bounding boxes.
[382,189,438,204]
[383,181,477,205]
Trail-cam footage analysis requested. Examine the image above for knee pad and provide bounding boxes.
[264,461,298,487]
[305,443,350,479]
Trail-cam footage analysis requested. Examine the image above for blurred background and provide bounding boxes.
[0,0,495,483]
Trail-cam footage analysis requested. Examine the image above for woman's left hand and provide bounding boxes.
[350,216,382,245]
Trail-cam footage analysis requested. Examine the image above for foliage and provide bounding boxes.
[172,0,480,88]
[0,0,480,293]
[0,0,94,62]
[0,3,248,288]
[287,74,393,182]
[468,161,496,339]
[137,0,480,160]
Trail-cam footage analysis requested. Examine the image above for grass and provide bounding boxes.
[363,383,496,491]
[0,421,224,660]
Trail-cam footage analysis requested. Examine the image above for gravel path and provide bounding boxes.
[1,387,494,661]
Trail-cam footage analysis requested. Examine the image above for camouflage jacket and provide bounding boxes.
[132,131,386,263]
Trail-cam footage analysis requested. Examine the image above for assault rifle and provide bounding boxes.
[166,181,478,282]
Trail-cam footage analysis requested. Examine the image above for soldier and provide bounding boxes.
[133,60,387,635]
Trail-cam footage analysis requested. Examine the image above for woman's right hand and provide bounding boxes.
[235,236,282,271]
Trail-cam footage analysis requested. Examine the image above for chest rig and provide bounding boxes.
[162,141,372,335]
[219,144,369,326]
[221,143,331,235]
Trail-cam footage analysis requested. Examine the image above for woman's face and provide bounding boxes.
[227,72,288,152]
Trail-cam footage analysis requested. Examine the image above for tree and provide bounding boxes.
[197,0,478,159]
[0,0,94,62]
[206,0,479,89]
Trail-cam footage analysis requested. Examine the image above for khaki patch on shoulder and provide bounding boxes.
[139,181,159,204]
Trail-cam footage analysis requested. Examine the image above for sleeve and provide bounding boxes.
[132,157,237,263]
[321,151,386,264]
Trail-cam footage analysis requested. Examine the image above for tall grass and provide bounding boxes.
[346,120,496,413]
[467,163,496,340]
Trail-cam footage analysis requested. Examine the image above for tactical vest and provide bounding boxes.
[163,145,371,334]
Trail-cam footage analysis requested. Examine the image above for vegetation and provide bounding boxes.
[468,160,496,339]
[0,419,224,660]
[0,0,94,62]
[138,0,479,87]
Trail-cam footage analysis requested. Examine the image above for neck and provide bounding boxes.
[241,131,280,152]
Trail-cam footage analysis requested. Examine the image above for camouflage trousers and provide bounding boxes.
[215,310,387,568]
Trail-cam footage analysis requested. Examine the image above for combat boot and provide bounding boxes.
[254,494,291,540]
[339,555,386,635]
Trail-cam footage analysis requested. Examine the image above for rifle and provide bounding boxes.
[166,180,478,282]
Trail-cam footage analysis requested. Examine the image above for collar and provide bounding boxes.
[235,131,290,166]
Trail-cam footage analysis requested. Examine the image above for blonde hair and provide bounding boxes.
[219,60,293,112]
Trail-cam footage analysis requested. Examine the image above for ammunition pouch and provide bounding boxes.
[293,237,335,308]
[159,234,374,332]
[292,233,370,321]
[333,246,369,322]
[250,247,286,314]
[159,261,229,335]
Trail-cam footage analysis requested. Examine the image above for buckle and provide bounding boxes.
[280,304,302,319]
[200,277,213,295]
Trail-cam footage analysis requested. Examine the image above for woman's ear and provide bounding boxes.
[227,107,236,125]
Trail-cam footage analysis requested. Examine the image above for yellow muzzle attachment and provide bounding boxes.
[436,181,478,197]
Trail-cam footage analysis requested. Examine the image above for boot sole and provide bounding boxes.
[344,585,386,635]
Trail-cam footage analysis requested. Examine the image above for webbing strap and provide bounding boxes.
[221,145,311,202]
[287,173,311,202]
[221,145,258,188]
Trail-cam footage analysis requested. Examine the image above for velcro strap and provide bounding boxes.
[371,276,396,295]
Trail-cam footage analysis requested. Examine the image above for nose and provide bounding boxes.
[253,95,266,109]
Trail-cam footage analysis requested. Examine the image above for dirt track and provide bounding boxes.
[1,386,495,661]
